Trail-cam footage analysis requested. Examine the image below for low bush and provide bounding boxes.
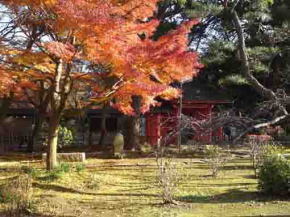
[44,163,71,181]
[20,165,39,178]
[58,162,71,173]
[75,163,85,173]
[258,154,290,196]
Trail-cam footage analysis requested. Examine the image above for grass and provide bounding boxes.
[0,150,289,217]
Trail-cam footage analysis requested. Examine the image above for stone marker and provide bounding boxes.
[42,152,86,162]
[113,131,124,158]
[282,153,290,159]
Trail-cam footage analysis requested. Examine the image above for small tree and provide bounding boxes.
[58,125,74,149]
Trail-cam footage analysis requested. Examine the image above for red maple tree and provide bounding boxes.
[0,0,201,169]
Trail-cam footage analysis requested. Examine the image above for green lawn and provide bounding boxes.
[0,151,289,217]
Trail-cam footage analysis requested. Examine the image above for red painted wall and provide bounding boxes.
[146,102,225,146]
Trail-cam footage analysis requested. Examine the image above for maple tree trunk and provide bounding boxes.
[123,116,140,150]
[124,96,142,150]
[132,96,141,151]
[46,60,64,170]
[46,115,60,170]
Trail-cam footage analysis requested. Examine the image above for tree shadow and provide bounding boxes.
[243,174,257,179]
[0,211,53,217]
[0,153,42,162]
[33,182,159,197]
[182,182,257,188]
[238,216,290,217]
[33,182,85,194]
[222,165,253,170]
[178,189,288,204]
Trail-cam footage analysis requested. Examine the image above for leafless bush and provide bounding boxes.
[0,174,33,216]
[248,140,263,177]
[204,145,231,177]
[83,174,100,191]
[159,110,254,148]
[155,156,182,204]
[248,139,285,177]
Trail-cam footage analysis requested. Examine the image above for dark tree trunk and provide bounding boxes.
[123,117,132,150]
[124,116,141,150]
[27,113,45,153]
[132,116,141,150]
[123,96,142,151]
[98,104,108,147]
[0,97,11,124]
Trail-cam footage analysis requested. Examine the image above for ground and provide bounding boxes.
[0,148,289,217]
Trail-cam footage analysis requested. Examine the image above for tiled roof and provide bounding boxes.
[182,81,231,103]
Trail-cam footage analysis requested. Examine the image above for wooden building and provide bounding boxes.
[145,82,231,146]
[0,81,230,151]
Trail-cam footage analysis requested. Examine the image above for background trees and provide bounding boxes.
[156,0,290,138]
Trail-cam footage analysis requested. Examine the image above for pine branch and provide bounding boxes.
[231,9,288,115]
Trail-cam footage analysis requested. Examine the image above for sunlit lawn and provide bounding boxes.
[0,149,289,217]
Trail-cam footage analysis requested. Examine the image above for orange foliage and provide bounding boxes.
[0,67,16,96]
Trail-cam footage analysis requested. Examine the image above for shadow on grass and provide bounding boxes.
[178,189,288,204]
[222,165,253,170]
[181,182,257,188]
[36,175,59,182]
[0,153,42,162]
[243,174,257,179]
[177,195,212,203]
[238,216,290,217]
[0,211,53,217]
[33,182,159,197]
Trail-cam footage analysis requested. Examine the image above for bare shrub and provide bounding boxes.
[204,145,231,177]
[156,157,182,204]
[0,174,33,216]
[83,174,100,191]
[248,140,285,177]
[249,140,263,177]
